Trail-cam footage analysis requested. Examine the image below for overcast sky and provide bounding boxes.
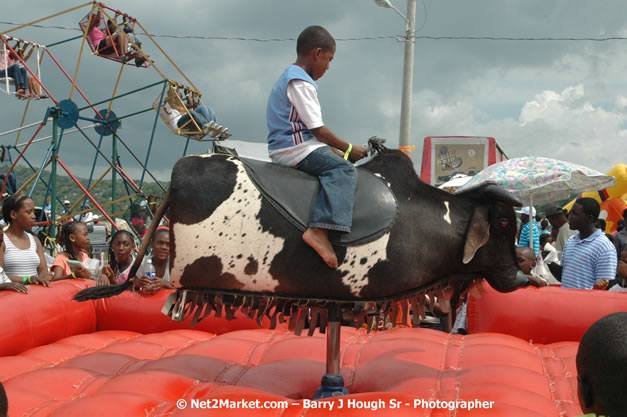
[1,0,626,191]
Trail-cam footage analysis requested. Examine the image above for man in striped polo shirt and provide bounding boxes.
[561,198,617,289]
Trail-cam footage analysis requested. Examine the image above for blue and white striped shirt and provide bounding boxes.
[561,229,618,289]
[518,222,541,256]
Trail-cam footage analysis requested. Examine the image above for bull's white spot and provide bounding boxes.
[443,201,451,224]
[171,157,282,292]
[338,233,390,297]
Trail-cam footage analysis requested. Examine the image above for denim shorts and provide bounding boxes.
[296,146,357,232]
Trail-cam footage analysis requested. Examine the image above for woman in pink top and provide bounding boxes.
[87,13,129,59]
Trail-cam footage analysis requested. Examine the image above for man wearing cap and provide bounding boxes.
[560,198,617,290]
[75,204,93,223]
[545,205,576,262]
[518,206,540,257]
[63,200,71,215]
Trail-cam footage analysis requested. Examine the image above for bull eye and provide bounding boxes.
[499,218,509,228]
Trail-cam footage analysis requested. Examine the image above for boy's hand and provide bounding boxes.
[593,279,609,290]
[75,264,90,279]
[0,282,28,293]
[31,275,52,287]
[349,145,367,163]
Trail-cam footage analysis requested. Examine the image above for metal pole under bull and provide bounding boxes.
[313,303,349,399]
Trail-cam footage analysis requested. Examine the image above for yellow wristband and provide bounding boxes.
[72,272,77,279]
[344,143,353,160]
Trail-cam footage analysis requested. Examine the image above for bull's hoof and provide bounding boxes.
[313,374,348,400]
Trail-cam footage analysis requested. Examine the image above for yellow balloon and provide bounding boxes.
[563,164,627,232]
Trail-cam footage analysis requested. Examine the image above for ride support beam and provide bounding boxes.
[55,156,119,231]
[69,2,97,100]
[70,166,112,213]
[45,49,103,120]
[14,99,31,145]
[135,19,198,90]
[112,132,166,193]
[106,63,125,118]
[0,2,92,36]
[49,117,60,240]
[27,145,54,198]
[77,80,165,111]
[0,122,46,196]
[141,81,168,188]
[73,125,147,196]
[16,158,51,196]
[58,192,136,224]
[46,35,84,48]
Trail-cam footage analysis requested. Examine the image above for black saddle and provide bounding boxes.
[238,156,398,246]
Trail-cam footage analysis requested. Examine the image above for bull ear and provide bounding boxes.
[463,205,490,264]
[483,185,523,207]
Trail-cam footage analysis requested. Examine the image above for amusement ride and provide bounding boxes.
[0,1,230,251]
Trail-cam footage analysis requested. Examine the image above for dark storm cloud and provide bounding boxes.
[1,0,626,184]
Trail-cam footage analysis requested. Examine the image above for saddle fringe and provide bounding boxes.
[161,280,478,335]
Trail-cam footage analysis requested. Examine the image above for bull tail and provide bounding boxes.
[73,189,171,302]
[73,279,134,301]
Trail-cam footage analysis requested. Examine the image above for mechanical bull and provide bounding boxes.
[74,144,527,399]
[158,146,527,332]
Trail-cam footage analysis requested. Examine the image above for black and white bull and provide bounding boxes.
[74,146,528,399]
[166,148,527,318]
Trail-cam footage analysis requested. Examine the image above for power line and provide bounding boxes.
[2,20,627,42]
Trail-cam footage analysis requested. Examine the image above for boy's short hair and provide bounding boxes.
[576,312,627,416]
[539,233,550,245]
[296,26,335,55]
[575,197,600,220]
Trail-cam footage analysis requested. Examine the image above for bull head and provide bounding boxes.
[459,184,528,291]
[461,184,522,264]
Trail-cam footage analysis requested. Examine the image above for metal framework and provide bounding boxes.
[0,1,229,251]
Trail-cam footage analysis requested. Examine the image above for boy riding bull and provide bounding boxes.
[266,25,367,269]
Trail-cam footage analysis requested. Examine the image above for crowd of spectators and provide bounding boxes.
[0,192,170,295]
[514,199,623,292]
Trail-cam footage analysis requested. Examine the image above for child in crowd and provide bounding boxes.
[516,246,560,286]
[539,233,559,264]
[593,247,627,292]
[51,222,92,281]
[576,312,627,416]
[135,226,173,294]
[99,230,135,285]
[266,25,367,268]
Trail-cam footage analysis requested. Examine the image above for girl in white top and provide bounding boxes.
[0,229,27,293]
[0,193,52,289]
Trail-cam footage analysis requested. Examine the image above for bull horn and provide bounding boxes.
[73,189,171,302]
[483,185,522,207]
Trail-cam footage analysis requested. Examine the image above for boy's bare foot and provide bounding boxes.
[303,227,338,268]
